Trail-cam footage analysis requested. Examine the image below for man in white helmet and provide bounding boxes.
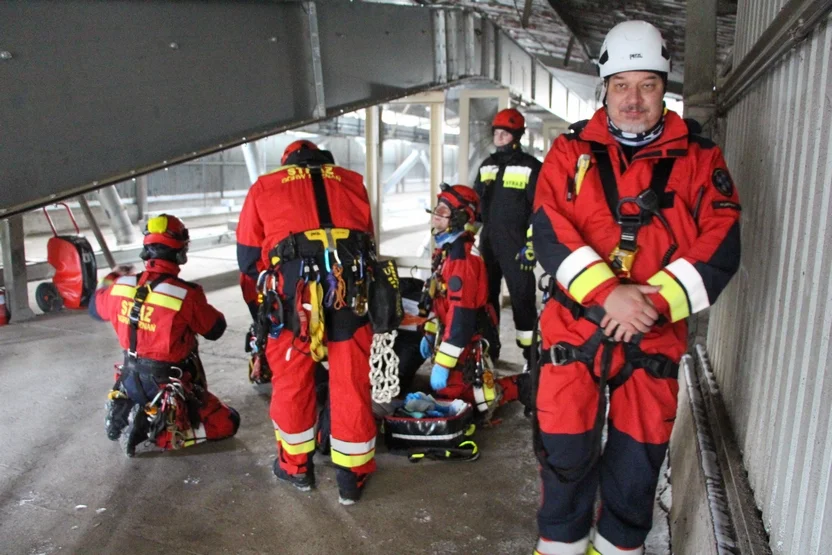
[530,20,741,555]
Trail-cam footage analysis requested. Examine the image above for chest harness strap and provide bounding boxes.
[589,143,678,276]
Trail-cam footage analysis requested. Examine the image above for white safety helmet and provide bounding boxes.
[597,20,671,78]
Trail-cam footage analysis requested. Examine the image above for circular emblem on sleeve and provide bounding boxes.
[712,168,734,197]
[448,276,463,292]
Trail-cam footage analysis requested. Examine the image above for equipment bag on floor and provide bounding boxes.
[383,396,479,462]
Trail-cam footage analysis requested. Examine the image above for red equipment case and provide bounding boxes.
[37,203,97,312]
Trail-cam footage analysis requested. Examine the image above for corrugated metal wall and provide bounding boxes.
[707,10,832,555]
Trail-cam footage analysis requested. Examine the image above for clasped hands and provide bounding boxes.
[600,284,662,343]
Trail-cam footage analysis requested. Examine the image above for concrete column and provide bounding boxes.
[135,175,148,221]
[683,0,717,132]
[96,185,137,246]
[457,93,471,187]
[0,215,35,320]
[364,105,383,243]
[241,142,264,185]
[429,99,445,206]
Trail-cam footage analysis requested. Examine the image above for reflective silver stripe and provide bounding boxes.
[391,430,464,441]
[534,536,589,555]
[593,532,642,555]
[330,436,376,455]
[665,258,710,314]
[115,275,137,286]
[438,342,463,358]
[516,330,534,342]
[152,282,188,300]
[273,422,316,445]
[556,246,602,290]
[473,386,490,412]
[479,165,499,181]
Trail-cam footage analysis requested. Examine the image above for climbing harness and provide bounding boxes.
[529,274,677,484]
[589,142,679,276]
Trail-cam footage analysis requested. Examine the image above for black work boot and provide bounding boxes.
[120,404,150,457]
[104,395,134,441]
[516,373,534,418]
[273,459,316,492]
[336,469,370,506]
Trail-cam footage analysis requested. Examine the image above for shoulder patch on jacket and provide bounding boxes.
[448,276,463,292]
[712,168,735,197]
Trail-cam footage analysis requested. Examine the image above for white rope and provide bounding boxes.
[370,331,400,404]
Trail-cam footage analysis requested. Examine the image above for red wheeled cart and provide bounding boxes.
[36,203,97,313]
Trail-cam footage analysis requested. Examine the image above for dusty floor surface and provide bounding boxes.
[0,245,670,555]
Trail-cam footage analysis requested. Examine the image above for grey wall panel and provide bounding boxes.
[708,13,832,555]
[535,62,551,110]
[317,4,435,112]
[498,34,533,100]
[0,0,314,215]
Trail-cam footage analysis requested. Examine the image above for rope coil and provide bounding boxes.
[369,331,400,403]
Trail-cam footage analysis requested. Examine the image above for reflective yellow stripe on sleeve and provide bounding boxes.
[648,269,691,322]
[110,285,184,311]
[568,262,616,304]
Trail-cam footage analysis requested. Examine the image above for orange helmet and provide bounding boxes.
[143,214,189,249]
[437,183,479,230]
[282,140,318,165]
[492,108,525,132]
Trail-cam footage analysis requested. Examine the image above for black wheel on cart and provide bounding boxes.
[35,282,64,313]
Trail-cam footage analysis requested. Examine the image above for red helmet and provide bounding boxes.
[282,140,318,165]
[143,214,189,249]
[437,184,479,229]
[492,108,525,132]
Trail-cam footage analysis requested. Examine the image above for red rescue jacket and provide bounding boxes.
[236,155,375,304]
[90,259,226,362]
[428,234,489,369]
[533,108,741,357]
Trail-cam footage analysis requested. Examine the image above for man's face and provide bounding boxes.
[605,71,665,134]
[493,129,514,147]
[431,202,452,234]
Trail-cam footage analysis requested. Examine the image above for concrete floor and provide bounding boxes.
[0,244,671,555]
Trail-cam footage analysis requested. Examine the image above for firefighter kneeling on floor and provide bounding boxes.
[90,214,240,457]
[530,21,741,555]
[236,140,380,505]
[419,183,533,420]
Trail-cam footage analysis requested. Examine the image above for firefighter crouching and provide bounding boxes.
[236,140,380,505]
[419,183,533,419]
[90,214,240,457]
[530,21,741,555]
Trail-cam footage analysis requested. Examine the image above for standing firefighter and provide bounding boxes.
[420,184,532,418]
[531,21,741,555]
[474,108,542,364]
[90,214,240,457]
[237,140,378,505]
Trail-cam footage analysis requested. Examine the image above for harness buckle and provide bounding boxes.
[609,244,638,276]
[550,344,571,366]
